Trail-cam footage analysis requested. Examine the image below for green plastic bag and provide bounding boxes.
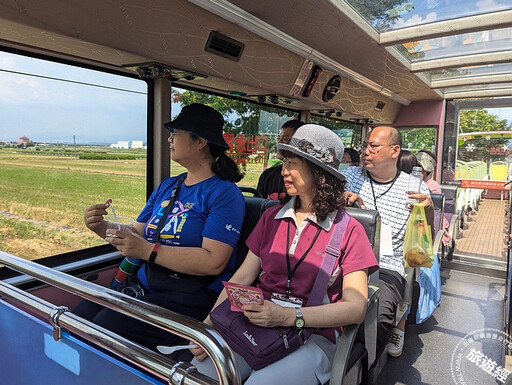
[403,203,434,268]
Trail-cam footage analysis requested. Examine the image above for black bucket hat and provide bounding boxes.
[163,103,230,150]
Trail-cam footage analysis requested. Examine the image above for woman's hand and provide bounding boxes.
[84,199,111,237]
[106,227,153,260]
[190,316,214,361]
[242,300,294,328]
[190,344,208,362]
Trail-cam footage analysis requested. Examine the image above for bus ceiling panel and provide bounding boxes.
[431,74,512,89]
[343,0,512,34]
[410,50,512,72]
[189,0,417,105]
[215,0,440,103]
[379,10,512,46]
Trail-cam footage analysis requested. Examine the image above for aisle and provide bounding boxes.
[375,269,505,385]
[455,198,508,261]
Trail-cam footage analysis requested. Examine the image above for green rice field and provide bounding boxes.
[0,147,264,259]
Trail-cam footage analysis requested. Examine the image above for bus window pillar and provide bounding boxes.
[152,78,171,190]
[362,119,370,143]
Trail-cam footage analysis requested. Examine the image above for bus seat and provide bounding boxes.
[234,197,279,272]
[238,186,263,198]
[430,193,446,257]
[330,207,380,385]
[441,184,461,244]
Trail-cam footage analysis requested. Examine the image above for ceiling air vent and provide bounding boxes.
[205,31,244,62]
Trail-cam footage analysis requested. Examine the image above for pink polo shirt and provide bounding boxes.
[246,199,378,343]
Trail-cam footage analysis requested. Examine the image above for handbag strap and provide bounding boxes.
[307,210,350,306]
[150,175,185,243]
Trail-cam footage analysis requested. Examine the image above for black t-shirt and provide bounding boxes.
[256,165,285,200]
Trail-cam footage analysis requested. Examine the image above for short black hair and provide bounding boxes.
[282,119,305,133]
[344,147,360,164]
[398,150,420,174]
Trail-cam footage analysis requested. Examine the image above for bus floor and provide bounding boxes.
[375,268,505,385]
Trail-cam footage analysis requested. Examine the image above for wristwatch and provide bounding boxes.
[294,307,305,329]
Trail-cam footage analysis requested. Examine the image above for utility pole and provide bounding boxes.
[73,135,77,159]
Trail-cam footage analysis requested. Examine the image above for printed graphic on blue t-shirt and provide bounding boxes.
[136,173,245,292]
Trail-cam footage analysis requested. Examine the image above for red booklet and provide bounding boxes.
[222,281,264,312]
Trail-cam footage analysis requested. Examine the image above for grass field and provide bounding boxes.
[0,147,265,259]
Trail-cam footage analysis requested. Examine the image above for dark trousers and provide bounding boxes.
[73,290,217,351]
[376,269,405,359]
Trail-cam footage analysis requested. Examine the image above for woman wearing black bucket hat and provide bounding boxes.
[192,124,378,384]
[78,103,245,350]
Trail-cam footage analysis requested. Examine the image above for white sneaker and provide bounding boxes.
[387,328,405,357]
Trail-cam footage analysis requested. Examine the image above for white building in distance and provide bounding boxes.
[110,141,130,149]
[131,140,144,149]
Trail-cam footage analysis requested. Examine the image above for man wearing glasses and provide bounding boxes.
[256,120,305,200]
[342,126,433,360]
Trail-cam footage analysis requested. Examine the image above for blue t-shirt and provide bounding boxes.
[136,173,245,293]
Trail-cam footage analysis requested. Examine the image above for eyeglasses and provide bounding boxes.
[169,130,184,139]
[361,142,394,154]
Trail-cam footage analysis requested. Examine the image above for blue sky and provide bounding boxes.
[0,51,148,144]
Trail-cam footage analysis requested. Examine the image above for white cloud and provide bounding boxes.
[0,55,17,70]
[476,0,509,12]
[393,12,438,29]
[0,75,49,104]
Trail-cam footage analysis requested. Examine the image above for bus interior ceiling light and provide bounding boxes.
[121,62,207,81]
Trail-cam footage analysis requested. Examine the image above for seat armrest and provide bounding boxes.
[448,212,460,240]
[433,229,445,257]
[329,286,380,385]
[330,323,359,385]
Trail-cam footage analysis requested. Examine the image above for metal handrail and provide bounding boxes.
[0,251,240,385]
[0,280,214,385]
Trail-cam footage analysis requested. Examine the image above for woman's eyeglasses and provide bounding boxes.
[169,130,184,139]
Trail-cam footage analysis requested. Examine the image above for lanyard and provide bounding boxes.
[368,170,400,212]
[285,219,322,298]
[151,175,185,243]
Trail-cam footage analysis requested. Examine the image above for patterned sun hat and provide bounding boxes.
[277,124,345,181]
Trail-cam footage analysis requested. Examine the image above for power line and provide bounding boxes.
[0,68,147,95]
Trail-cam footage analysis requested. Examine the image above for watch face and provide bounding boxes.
[295,318,305,328]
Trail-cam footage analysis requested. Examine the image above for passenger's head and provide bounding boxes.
[163,103,243,182]
[341,147,360,167]
[398,150,421,174]
[416,149,436,179]
[276,119,305,159]
[362,126,401,180]
[277,124,346,221]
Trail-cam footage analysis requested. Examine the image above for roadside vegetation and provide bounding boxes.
[0,146,264,259]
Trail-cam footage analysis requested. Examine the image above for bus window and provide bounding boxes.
[171,87,298,189]
[0,51,148,260]
[309,114,362,150]
[400,127,437,153]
